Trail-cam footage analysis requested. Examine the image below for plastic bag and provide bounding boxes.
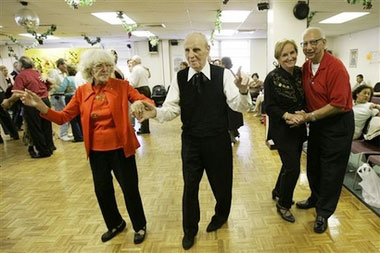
[357,163,380,208]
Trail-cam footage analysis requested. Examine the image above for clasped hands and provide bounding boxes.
[284,110,309,127]
[131,100,157,123]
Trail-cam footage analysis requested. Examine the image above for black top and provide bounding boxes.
[264,66,305,122]
[177,64,228,137]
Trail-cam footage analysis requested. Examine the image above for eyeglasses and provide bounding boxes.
[300,38,323,48]
[93,63,112,70]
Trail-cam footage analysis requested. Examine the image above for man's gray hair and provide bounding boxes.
[302,27,326,39]
[131,55,142,64]
[185,32,210,48]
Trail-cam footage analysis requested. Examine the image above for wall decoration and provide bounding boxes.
[116,11,138,38]
[349,49,358,68]
[366,51,379,64]
[25,48,90,75]
[149,36,160,47]
[82,34,101,46]
[346,0,372,9]
[26,24,57,45]
[65,0,96,9]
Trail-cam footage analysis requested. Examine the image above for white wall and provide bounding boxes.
[250,39,267,80]
[329,27,380,88]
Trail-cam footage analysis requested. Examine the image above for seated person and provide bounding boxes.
[352,85,380,140]
[249,73,264,99]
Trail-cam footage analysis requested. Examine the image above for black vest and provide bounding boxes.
[177,64,228,137]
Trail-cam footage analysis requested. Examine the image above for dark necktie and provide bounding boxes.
[192,72,207,94]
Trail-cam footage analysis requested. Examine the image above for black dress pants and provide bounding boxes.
[89,150,146,231]
[306,111,354,218]
[135,86,151,133]
[23,98,54,155]
[0,92,19,139]
[181,132,232,236]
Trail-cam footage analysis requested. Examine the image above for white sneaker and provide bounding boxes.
[60,135,72,141]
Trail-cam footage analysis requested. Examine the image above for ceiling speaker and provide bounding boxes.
[293,1,309,20]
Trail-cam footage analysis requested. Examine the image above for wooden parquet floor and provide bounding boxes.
[1,114,379,253]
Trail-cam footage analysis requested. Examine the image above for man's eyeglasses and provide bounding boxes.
[300,38,323,48]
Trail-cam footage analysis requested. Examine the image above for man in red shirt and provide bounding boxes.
[2,56,55,158]
[294,27,354,233]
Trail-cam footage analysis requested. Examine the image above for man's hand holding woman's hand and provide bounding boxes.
[131,100,157,123]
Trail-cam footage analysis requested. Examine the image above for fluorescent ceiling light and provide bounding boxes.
[19,33,60,40]
[220,10,251,23]
[92,12,136,25]
[0,25,3,28]
[215,30,236,36]
[319,12,369,24]
[132,31,155,37]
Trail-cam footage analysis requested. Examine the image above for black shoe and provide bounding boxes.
[276,202,295,223]
[31,152,51,158]
[101,220,126,242]
[206,219,226,232]
[72,139,83,142]
[133,226,146,244]
[314,216,328,233]
[28,146,37,158]
[296,199,316,209]
[136,130,150,135]
[272,189,279,200]
[182,234,195,250]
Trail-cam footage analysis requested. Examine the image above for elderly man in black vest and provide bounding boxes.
[133,32,252,250]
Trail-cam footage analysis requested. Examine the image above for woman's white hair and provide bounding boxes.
[79,49,115,81]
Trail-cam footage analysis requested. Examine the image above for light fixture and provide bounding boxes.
[0,25,3,28]
[215,30,236,36]
[92,12,136,25]
[319,12,369,24]
[220,10,251,23]
[14,1,40,30]
[132,31,155,37]
[19,33,60,39]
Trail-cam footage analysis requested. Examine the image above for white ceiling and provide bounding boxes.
[0,0,379,45]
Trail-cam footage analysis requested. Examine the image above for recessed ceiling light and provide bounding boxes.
[92,12,136,25]
[215,30,236,36]
[19,33,60,39]
[132,31,155,37]
[0,25,3,28]
[319,12,369,24]
[220,10,251,23]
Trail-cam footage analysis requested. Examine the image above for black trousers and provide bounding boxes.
[0,92,19,139]
[65,95,83,141]
[89,150,146,231]
[306,111,354,218]
[181,132,232,236]
[136,86,151,133]
[274,135,305,208]
[23,98,54,155]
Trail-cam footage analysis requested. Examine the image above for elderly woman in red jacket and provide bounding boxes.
[14,49,154,244]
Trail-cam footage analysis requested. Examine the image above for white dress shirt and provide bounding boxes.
[155,63,252,122]
[129,64,149,88]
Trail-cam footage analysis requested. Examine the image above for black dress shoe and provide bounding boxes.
[133,226,146,244]
[314,216,328,233]
[31,152,51,158]
[136,130,150,135]
[276,202,295,223]
[182,234,195,250]
[72,139,83,142]
[206,219,226,232]
[101,220,126,242]
[296,199,316,209]
[272,189,279,200]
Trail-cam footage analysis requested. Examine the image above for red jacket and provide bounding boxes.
[41,78,154,158]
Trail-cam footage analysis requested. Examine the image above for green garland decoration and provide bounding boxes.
[149,36,160,47]
[82,34,101,46]
[307,11,316,28]
[346,0,372,9]
[1,33,39,59]
[116,11,138,38]
[26,24,57,45]
[210,9,222,46]
[65,0,96,9]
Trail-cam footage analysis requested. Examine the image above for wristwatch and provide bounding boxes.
[311,112,317,122]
